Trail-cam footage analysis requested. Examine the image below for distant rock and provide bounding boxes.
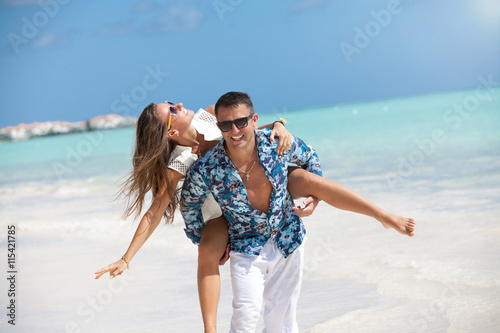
[0,114,137,141]
[88,114,137,130]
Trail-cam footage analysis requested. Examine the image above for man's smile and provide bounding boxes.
[231,135,244,141]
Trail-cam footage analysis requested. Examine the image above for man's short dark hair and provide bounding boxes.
[215,91,254,117]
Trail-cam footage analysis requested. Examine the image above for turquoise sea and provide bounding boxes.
[1,88,498,190]
[0,87,499,332]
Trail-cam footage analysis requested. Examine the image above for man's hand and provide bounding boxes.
[219,244,230,265]
[292,196,320,217]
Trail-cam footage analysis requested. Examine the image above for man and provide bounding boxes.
[181,91,322,332]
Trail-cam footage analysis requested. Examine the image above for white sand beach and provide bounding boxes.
[1,180,499,332]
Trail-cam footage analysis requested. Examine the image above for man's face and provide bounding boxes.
[217,104,258,152]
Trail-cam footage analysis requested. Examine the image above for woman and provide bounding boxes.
[95,101,415,332]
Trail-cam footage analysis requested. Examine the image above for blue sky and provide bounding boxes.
[0,0,498,127]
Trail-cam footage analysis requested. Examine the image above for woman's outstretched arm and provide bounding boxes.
[94,169,183,279]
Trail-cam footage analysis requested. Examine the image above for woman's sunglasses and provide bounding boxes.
[165,101,180,130]
[217,114,254,132]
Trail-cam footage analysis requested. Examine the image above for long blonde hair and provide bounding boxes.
[118,102,179,223]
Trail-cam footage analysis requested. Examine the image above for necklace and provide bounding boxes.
[234,159,257,181]
[226,144,258,181]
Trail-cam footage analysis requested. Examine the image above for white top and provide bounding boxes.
[168,108,222,176]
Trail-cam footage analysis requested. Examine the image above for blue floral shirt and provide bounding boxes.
[180,128,322,258]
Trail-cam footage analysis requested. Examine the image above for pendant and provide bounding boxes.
[245,173,250,181]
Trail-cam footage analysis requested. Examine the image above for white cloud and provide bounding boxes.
[94,1,204,38]
[141,4,204,34]
[291,0,329,12]
[1,0,41,6]
[130,0,159,14]
[32,31,70,49]
[97,20,134,37]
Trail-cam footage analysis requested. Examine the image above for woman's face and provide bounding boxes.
[156,102,194,134]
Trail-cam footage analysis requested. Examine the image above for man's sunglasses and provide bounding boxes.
[165,101,180,130]
[217,114,254,132]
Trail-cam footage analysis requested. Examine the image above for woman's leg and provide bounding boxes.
[287,168,416,236]
[198,216,229,333]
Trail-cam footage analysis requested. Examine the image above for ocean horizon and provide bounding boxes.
[0,87,499,332]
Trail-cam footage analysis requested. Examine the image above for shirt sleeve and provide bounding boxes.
[288,135,323,176]
[180,162,210,245]
[168,145,197,176]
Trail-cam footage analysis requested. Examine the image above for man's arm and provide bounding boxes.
[286,136,322,216]
[180,164,210,244]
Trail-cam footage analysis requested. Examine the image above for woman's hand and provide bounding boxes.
[94,259,128,280]
[269,122,292,155]
[292,196,320,217]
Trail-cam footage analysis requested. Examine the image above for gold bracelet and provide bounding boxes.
[121,256,130,269]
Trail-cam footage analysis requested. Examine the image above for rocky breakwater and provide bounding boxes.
[0,114,137,141]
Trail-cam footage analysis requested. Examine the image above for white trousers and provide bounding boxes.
[229,239,305,333]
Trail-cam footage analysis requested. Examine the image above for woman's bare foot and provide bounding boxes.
[378,212,416,237]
